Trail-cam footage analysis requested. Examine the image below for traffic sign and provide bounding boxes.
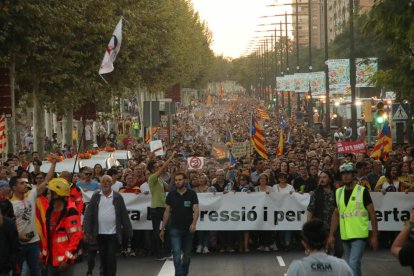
[392,103,410,121]
[187,157,204,170]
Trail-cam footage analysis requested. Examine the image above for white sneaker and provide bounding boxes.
[264,246,270,252]
[196,245,202,254]
[257,246,264,251]
[270,242,279,251]
[202,247,210,254]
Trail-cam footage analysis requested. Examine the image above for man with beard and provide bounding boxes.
[307,171,342,258]
[160,172,199,276]
[328,163,378,276]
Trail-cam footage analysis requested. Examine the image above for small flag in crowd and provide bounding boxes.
[279,115,286,130]
[276,132,284,156]
[228,148,236,166]
[145,128,151,144]
[250,113,268,159]
[99,18,123,75]
[287,131,293,145]
[225,129,235,148]
[0,116,6,153]
[257,108,270,120]
[370,121,392,161]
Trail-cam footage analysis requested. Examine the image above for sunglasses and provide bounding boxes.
[84,173,92,176]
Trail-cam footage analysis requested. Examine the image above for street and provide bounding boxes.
[73,249,412,275]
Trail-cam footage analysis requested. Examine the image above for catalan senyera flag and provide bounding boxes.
[99,18,123,75]
[145,128,151,144]
[250,114,268,159]
[370,121,392,161]
[0,116,6,153]
[276,132,284,156]
[257,108,270,120]
[206,95,213,106]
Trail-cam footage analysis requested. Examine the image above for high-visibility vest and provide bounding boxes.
[336,184,369,240]
[42,202,83,267]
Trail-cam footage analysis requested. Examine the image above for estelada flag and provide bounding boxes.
[99,18,122,75]
[250,114,268,159]
[370,121,392,161]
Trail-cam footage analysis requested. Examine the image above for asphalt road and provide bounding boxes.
[73,249,412,276]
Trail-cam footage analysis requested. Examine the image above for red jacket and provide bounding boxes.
[42,202,83,267]
[69,185,84,215]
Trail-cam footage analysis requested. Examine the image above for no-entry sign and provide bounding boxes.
[187,157,204,170]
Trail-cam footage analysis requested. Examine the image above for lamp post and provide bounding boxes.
[349,0,358,141]
[324,0,330,135]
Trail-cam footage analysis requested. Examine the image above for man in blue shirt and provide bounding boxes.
[76,167,100,192]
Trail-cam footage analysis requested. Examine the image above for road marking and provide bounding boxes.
[157,259,175,276]
[276,256,286,267]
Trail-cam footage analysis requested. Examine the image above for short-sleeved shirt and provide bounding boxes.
[148,174,166,208]
[76,180,101,192]
[293,177,317,193]
[307,189,336,228]
[398,242,414,273]
[166,189,198,231]
[287,252,353,276]
[11,189,39,244]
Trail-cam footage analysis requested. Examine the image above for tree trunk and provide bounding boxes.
[45,110,53,138]
[62,107,73,147]
[33,90,45,156]
[52,113,62,144]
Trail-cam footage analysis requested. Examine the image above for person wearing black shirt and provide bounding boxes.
[391,209,414,274]
[328,163,378,276]
[161,172,199,276]
[293,165,317,193]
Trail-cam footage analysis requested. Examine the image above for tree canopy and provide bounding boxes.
[0,0,217,112]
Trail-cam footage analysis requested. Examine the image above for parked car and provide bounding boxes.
[28,158,81,174]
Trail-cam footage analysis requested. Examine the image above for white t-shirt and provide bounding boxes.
[111,181,123,192]
[274,184,295,194]
[11,189,39,244]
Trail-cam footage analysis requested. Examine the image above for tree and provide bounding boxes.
[364,0,414,102]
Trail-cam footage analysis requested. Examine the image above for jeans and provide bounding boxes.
[15,242,40,276]
[197,231,209,247]
[97,235,119,276]
[342,239,366,276]
[150,207,165,257]
[47,264,75,276]
[169,228,193,276]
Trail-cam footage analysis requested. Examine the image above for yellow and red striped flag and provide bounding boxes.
[257,108,270,120]
[276,132,284,156]
[250,114,268,159]
[0,116,6,153]
[370,121,392,160]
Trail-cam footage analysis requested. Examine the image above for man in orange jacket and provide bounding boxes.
[41,178,83,275]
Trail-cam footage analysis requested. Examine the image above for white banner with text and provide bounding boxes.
[82,192,414,231]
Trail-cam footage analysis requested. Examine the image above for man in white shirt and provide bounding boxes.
[83,175,132,276]
[106,168,123,192]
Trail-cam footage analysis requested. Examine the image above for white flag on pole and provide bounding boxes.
[99,18,122,75]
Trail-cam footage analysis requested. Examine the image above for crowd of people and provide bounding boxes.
[0,96,414,275]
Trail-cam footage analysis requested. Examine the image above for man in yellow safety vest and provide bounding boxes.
[328,163,378,276]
